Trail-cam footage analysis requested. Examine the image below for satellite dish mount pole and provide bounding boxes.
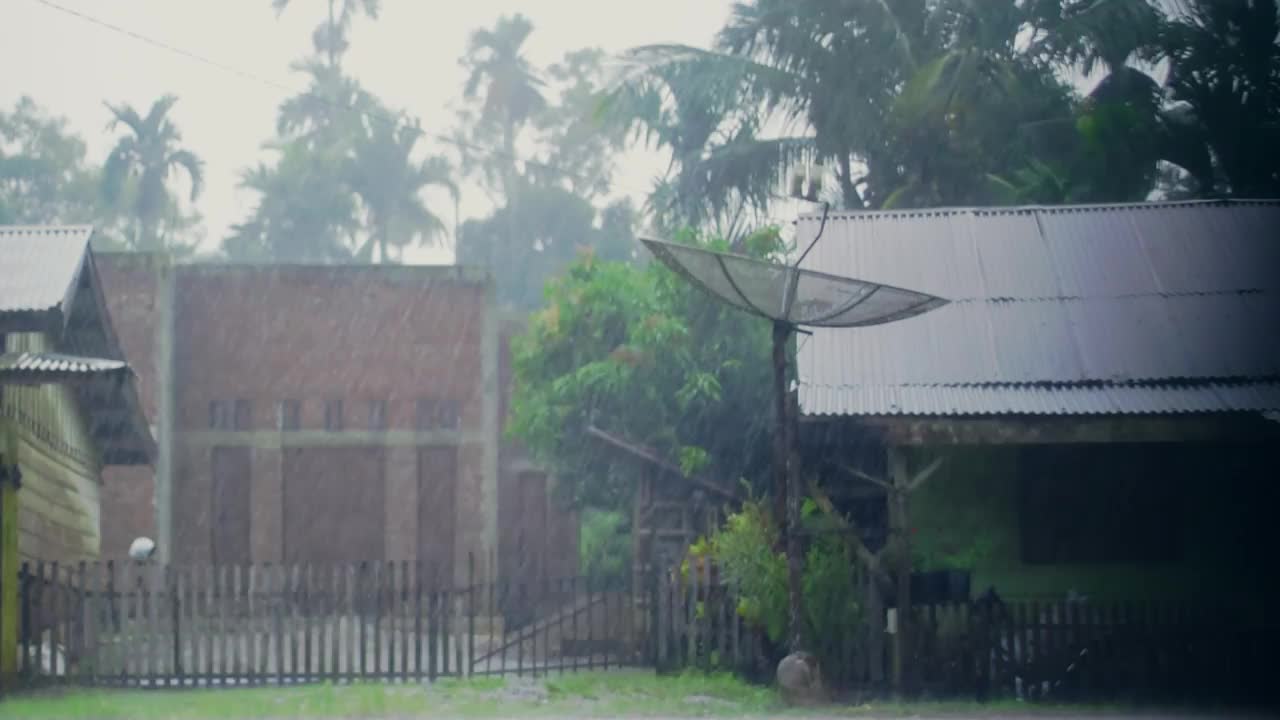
[773,318,805,655]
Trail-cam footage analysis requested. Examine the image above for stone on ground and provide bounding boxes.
[776,651,828,706]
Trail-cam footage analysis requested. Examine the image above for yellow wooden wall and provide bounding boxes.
[1,332,103,563]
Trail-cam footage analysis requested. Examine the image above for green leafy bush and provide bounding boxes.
[707,498,863,676]
[579,509,629,584]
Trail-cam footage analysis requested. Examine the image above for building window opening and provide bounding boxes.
[324,398,344,431]
[368,399,388,431]
[277,400,300,431]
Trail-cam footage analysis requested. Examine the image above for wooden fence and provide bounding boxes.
[655,566,1274,705]
[651,561,762,678]
[15,557,1274,704]
[15,558,644,688]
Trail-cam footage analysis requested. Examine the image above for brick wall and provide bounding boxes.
[96,255,164,557]
[97,259,576,584]
[168,265,489,571]
[171,266,487,433]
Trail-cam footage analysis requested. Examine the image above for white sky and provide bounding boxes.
[2,0,735,262]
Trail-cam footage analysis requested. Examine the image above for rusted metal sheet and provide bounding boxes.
[795,200,1280,417]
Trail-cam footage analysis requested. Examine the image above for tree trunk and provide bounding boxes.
[838,153,865,209]
[328,0,336,69]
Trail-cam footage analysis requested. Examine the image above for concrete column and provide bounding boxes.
[384,444,418,561]
[250,446,283,563]
[155,260,175,564]
[478,278,500,582]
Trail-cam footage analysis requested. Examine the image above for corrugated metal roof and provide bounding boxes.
[0,225,154,464]
[0,225,94,324]
[800,381,1280,417]
[0,351,130,385]
[796,200,1280,417]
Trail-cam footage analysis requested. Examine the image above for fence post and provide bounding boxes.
[648,564,659,669]
[18,562,30,682]
[86,561,98,687]
[467,554,475,678]
[170,566,181,685]
[273,566,284,687]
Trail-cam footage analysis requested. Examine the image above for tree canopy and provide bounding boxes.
[601,0,1280,229]
[102,95,205,253]
[0,97,101,227]
[453,16,640,311]
[222,38,457,263]
[507,229,780,510]
[508,0,1280,517]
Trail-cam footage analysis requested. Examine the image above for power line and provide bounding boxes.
[29,0,623,192]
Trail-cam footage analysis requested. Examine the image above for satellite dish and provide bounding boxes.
[128,537,157,561]
[639,237,947,328]
[639,231,948,657]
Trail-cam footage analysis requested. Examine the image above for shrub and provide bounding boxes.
[707,498,863,677]
[580,509,629,584]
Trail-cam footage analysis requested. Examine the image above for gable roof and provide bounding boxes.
[796,199,1280,417]
[0,225,155,465]
[0,225,95,332]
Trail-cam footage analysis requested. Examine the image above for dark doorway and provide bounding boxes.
[417,446,457,586]
[210,446,251,566]
[517,471,548,586]
[283,447,386,563]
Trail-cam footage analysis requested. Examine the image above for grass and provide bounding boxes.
[0,671,779,719]
[0,672,1240,718]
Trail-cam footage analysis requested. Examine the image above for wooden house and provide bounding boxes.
[0,225,153,685]
[795,199,1280,608]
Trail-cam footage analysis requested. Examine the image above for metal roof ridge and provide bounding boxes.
[800,377,1280,389]
[796,198,1280,221]
[0,223,95,234]
[885,289,1273,304]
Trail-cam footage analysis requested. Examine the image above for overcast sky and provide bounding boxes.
[3,0,736,262]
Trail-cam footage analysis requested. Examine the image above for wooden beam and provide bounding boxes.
[583,425,743,502]
[836,463,892,492]
[887,446,912,697]
[816,413,1280,446]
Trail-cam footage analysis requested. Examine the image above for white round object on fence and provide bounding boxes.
[128,536,156,561]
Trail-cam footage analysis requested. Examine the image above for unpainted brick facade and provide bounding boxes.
[97,256,576,588]
[96,255,164,556]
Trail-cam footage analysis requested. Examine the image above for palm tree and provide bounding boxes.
[603,45,807,238]
[277,59,379,148]
[102,95,204,251]
[1162,0,1280,197]
[461,14,547,196]
[346,117,458,263]
[223,140,359,263]
[272,0,380,69]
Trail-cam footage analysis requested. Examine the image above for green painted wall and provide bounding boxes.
[908,444,1276,617]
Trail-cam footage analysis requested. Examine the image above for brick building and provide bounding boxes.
[96,256,576,588]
